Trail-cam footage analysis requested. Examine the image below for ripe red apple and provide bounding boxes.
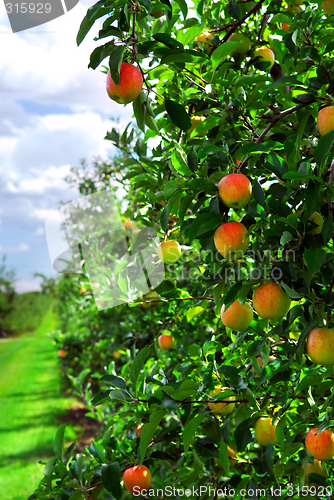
[220,300,253,331]
[252,355,275,376]
[305,428,334,461]
[158,334,174,350]
[106,62,143,104]
[214,222,249,260]
[196,30,214,44]
[306,212,324,235]
[151,5,163,17]
[208,386,235,415]
[142,290,159,308]
[218,173,252,209]
[135,425,142,437]
[255,417,277,446]
[214,446,238,469]
[306,328,334,366]
[253,47,275,68]
[281,5,299,30]
[302,459,327,486]
[157,240,181,265]
[124,219,134,229]
[317,106,334,136]
[58,349,66,357]
[195,30,215,54]
[123,465,152,494]
[227,32,251,57]
[323,0,334,14]
[253,283,291,320]
[187,116,206,136]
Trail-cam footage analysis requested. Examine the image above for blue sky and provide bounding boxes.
[0,0,134,292]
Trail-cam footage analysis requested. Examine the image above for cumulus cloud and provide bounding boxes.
[0,0,138,291]
[0,242,29,252]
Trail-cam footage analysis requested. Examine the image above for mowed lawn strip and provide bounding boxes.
[0,306,77,500]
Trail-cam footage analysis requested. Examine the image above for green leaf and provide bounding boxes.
[296,325,313,366]
[305,181,321,216]
[133,93,145,133]
[219,440,229,474]
[101,463,122,499]
[280,282,303,299]
[235,418,252,451]
[161,391,179,410]
[165,100,192,132]
[303,249,327,274]
[68,491,85,500]
[252,180,266,208]
[160,189,182,232]
[171,150,193,176]
[164,180,182,199]
[88,41,114,70]
[139,410,166,464]
[153,33,183,49]
[211,41,242,70]
[314,129,334,166]
[91,390,110,406]
[183,414,205,452]
[108,45,126,86]
[188,213,222,241]
[322,216,334,245]
[53,424,66,462]
[129,346,151,389]
[109,389,129,402]
[101,375,127,389]
[308,472,327,486]
[187,148,198,172]
[76,1,107,46]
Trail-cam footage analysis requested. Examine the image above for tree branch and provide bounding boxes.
[222,0,267,42]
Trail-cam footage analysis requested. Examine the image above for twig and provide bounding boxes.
[222,0,267,43]
[254,101,311,144]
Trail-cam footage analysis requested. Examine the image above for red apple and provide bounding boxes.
[158,334,174,350]
[306,328,334,366]
[305,428,334,461]
[113,350,121,359]
[142,290,159,308]
[317,106,334,136]
[306,212,324,235]
[208,386,235,415]
[323,0,334,14]
[157,240,181,265]
[255,417,277,446]
[220,300,253,331]
[253,47,275,68]
[227,32,251,57]
[253,283,291,320]
[123,465,152,494]
[58,349,66,357]
[302,459,327,486]
[214,446,238,469]
[106,62,143,104]
[214,222,249,260]
[218,173,252,209]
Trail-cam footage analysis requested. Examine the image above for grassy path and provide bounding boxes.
[0,307,77,500]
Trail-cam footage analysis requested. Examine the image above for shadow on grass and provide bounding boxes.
[0,444,54,468]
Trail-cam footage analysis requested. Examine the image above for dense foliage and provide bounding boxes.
[30,0,334,498]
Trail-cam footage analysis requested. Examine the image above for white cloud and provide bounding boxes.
[0,242,29,252]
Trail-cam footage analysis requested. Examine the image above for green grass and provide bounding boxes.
[0,306,77,500]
